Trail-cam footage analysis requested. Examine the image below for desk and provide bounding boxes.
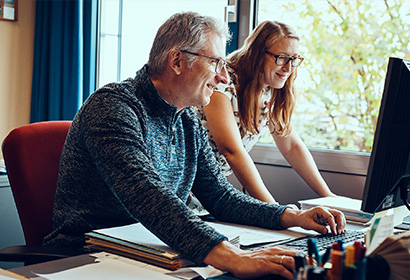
[7,224,369,280]
[0,174,25,270]
[10,254,96,278]
[8,252,284,280]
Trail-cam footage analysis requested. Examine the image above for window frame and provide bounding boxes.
[250,144,369,176]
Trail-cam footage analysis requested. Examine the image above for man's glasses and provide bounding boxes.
[265,51,304,67]
[180,50,226,74]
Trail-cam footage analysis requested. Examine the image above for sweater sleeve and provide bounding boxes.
[191,121,289,230]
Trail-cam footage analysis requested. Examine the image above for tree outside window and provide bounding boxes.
[258,0,410,152]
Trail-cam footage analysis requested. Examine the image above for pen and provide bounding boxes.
[344,246,355,266]
[354,246,367,280]
[357,245,366,260]
[353,240,362,261]
[294,252,307,271]
[332,242,340,251]
[330,250,343,280]
[293,252,307,279]
[337,239,344,252]
[319,247,331,267]
[307,238,314,265]
[311,239,321,264]
[307,238,320,265]
[342,246,357,280]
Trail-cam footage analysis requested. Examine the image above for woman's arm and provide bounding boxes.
[271,125,336,197]
[203,91,277,203]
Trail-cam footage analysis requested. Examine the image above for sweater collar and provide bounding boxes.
[135,65,188,119]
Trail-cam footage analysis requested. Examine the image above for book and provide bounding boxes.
[0,268,29,279]
[298,196,374,223]
[370,230,410,280]
[85,222,239,270]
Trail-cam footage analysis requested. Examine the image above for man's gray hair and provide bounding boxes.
[147,12,231,77]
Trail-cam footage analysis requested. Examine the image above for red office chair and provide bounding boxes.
[0,121,83,264]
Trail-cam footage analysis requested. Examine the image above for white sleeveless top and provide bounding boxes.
[195,72,271,176]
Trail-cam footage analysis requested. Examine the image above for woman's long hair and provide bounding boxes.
[227,21,299,137]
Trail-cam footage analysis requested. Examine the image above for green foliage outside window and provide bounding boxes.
[258,0,410,152]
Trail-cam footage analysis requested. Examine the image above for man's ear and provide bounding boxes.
[169,49,183,75]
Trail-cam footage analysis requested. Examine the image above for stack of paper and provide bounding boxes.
[86,223,193,270]
[298,196,374,224]
[85,222,239,270]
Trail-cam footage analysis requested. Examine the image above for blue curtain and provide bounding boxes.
[30,0,97,122]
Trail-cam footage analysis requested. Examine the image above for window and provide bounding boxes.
[96,0,409,174]
[97,0,227,88]
[257,0,410,153]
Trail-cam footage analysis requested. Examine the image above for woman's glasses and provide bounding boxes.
[265,51,304,67]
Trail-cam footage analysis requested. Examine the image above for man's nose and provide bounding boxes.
[217,65,230,84]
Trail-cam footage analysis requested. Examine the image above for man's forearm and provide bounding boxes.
[278,208,300,228]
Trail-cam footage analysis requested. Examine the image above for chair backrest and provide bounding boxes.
[2,121,72,246]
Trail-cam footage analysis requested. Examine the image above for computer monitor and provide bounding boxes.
[361,57,410,214]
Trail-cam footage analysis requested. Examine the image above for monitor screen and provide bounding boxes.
[361,57,410,213]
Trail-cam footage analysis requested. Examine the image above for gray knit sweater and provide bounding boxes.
[43,65,288,264]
